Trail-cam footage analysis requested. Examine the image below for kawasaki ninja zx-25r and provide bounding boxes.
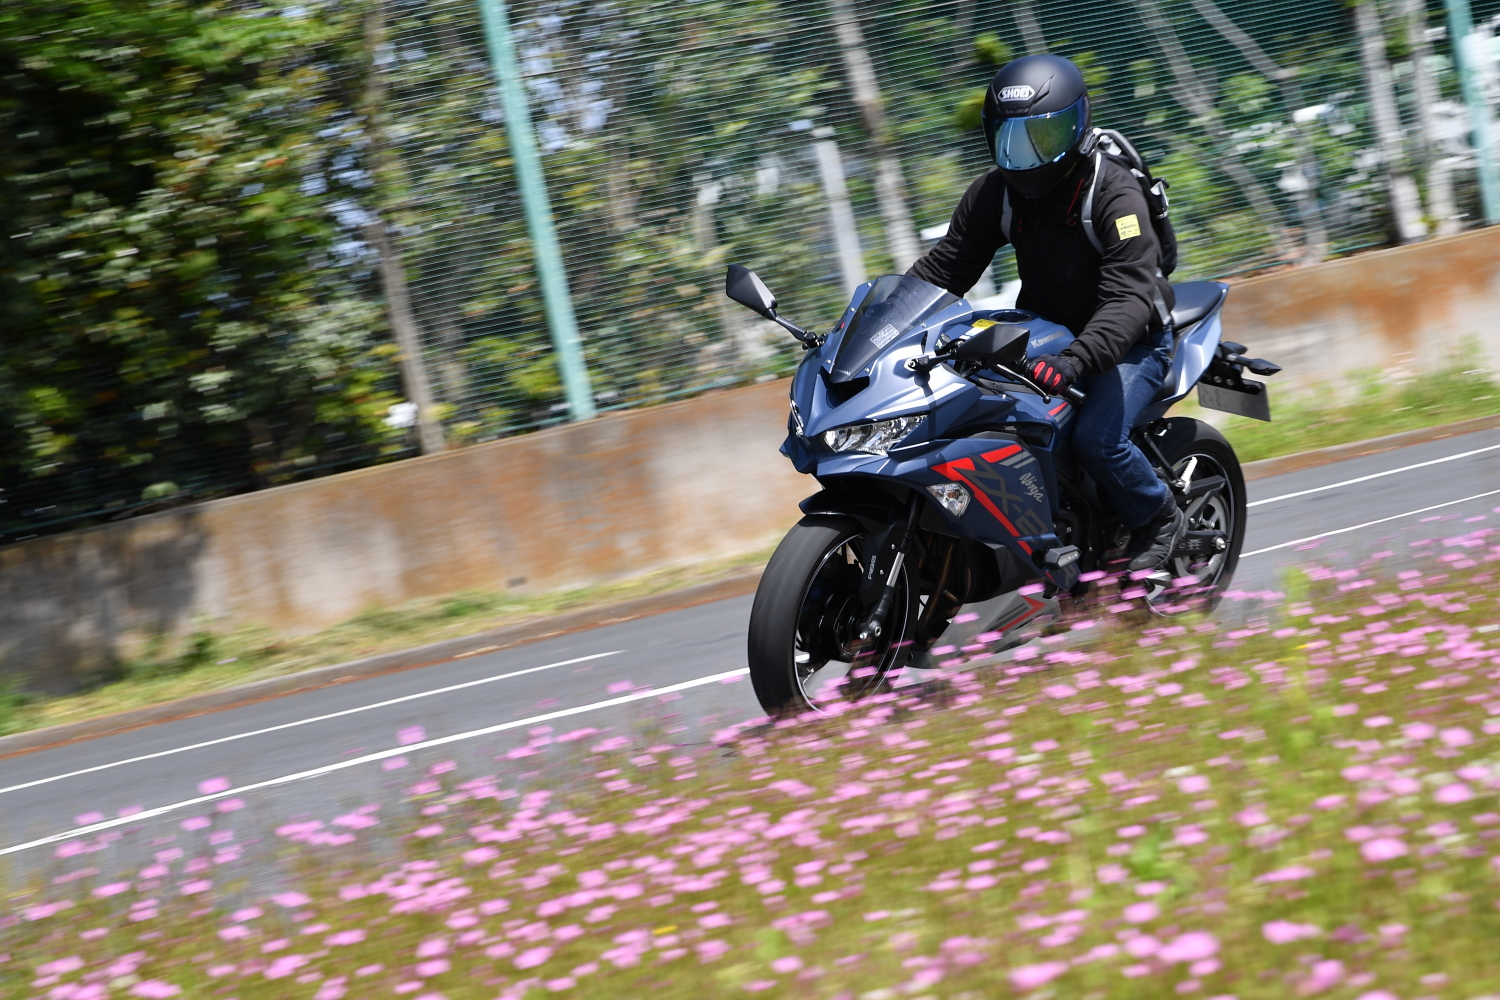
[725,265,1281,717]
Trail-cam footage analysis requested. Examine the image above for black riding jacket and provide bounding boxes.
[908,155,1175,374]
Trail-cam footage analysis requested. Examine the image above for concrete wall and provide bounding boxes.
[4,227,1499,689]
[1220,226,1500,390]
[0,382,813,691]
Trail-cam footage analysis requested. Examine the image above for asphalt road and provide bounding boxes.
[4,426,1499,864]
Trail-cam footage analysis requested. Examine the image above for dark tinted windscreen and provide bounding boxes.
[830,274,958,381]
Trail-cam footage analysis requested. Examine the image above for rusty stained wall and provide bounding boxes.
[1220,226,1500,389]
[0,382,812,691]
[3,227,1500,687]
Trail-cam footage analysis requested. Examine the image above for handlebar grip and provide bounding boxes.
[1063,386,1086,405]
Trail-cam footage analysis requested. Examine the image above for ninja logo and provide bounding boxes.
[1020,472,1045,503]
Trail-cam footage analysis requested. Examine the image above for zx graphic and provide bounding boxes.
[931,443,1050,555]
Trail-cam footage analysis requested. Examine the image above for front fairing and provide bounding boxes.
[780,279,1080,566]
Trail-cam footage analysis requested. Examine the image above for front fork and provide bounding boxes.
[857,493,923,642]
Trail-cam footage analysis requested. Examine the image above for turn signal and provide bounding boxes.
[927,483,971,517]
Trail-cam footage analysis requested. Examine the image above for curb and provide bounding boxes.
[1240,413,1500,481]
[0,567,763,760]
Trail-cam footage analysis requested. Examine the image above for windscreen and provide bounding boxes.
[830,274,958,382]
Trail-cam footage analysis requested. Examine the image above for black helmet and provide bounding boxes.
[981,54,1091,199]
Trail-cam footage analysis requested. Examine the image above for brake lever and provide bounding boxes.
[991,363,1087,405]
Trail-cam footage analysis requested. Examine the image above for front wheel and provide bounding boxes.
[1144,417,1247,614]
[746,516,917,716]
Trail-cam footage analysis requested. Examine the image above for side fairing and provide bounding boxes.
[1137,311,1223,426]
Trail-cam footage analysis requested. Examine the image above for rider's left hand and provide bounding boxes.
[1029,354,1080,392]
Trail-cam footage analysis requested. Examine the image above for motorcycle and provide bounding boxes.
[724,265,1281,716]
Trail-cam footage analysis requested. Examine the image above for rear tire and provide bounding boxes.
[1144,417,1246,614]
[747,515,917,716]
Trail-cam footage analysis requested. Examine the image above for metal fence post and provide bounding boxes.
[477,0,596,421]
[1446,0,1500,224]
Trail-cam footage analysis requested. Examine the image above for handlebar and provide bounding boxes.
[906,354,1087,405]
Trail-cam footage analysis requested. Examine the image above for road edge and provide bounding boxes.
[0,567,763,759]
[7,413,1495,758]
[1240,413,1500,480]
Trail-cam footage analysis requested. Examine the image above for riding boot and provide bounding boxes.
[1124,492,1186,572]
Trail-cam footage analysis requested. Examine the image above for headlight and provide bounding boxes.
[822,414,925,455]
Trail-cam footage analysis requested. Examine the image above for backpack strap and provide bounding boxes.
[1001,186,1013,243]
[1079,150,1105,257]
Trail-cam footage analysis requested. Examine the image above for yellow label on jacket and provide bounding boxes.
[1116,214,1142,240]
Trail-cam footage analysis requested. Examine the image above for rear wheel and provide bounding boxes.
[1143,418,1246,614]
[746,516,917,716]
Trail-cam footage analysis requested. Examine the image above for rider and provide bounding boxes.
[908,54,1183,571]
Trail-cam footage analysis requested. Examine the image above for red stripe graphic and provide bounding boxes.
[931,457,1033,555]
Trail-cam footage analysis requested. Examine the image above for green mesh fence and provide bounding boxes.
[1,0,1496,540]
[376,0,1491,444]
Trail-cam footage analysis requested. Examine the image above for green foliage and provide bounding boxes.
[0,0,407,532]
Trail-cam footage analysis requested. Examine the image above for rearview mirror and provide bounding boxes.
[950,324,1029,366]
[725,264,777,319]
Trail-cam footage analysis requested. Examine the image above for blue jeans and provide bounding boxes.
[1072,326,1174,529]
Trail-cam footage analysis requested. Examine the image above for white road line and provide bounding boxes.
[0,667,751,858]
[0,651,622,798]
[1242,488,1500,558]
[1248,441,1500,508]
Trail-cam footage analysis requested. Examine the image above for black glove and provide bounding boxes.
[1029,354,1081,393]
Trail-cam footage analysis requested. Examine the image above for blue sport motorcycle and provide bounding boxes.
[724,265,1281,716]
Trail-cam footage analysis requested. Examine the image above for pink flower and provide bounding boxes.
[1178,775,1211,794]
[1096,863,1127,884]
[129,982,181,998]
[1236,806,1270,827]
[515,947,553,970]
[416,959,450,977]
[179,879,212,895]
[1123,902,1159,923]
[1009,961,1068,990]
[1255,865,1314,884]
[1360,837,1408,862]
[1403,722,1436,741]
[1435,782,1474,804]
[1158,932,1218,963]
[1303,959,1344,991]
[271,891,310,908]
[326,930,366,947]
[770,956,802,973]
[1440,726,1474,747]
[398,726,426,745]
[1262,920,1321,944]
[198,777,232,795]
[1355,993,1400,1000]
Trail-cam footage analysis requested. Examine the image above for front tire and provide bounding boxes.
[746,515,917,716]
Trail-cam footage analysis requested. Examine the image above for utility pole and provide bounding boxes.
[813,135,868,296]
[1356,0,1429,242]
[1446,0,1500,223]
[477,0,595,421]
[826,0,921,273]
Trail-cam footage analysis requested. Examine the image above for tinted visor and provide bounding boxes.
[985,96,1086,171]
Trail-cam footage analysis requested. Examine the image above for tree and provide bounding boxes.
[0,0,406,535]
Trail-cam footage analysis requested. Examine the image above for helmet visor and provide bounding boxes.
[985,96,1086,171]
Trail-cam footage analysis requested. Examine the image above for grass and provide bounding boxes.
[1185,364,1500,464]
[3,542,776,738]
[5,515,1500,998]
